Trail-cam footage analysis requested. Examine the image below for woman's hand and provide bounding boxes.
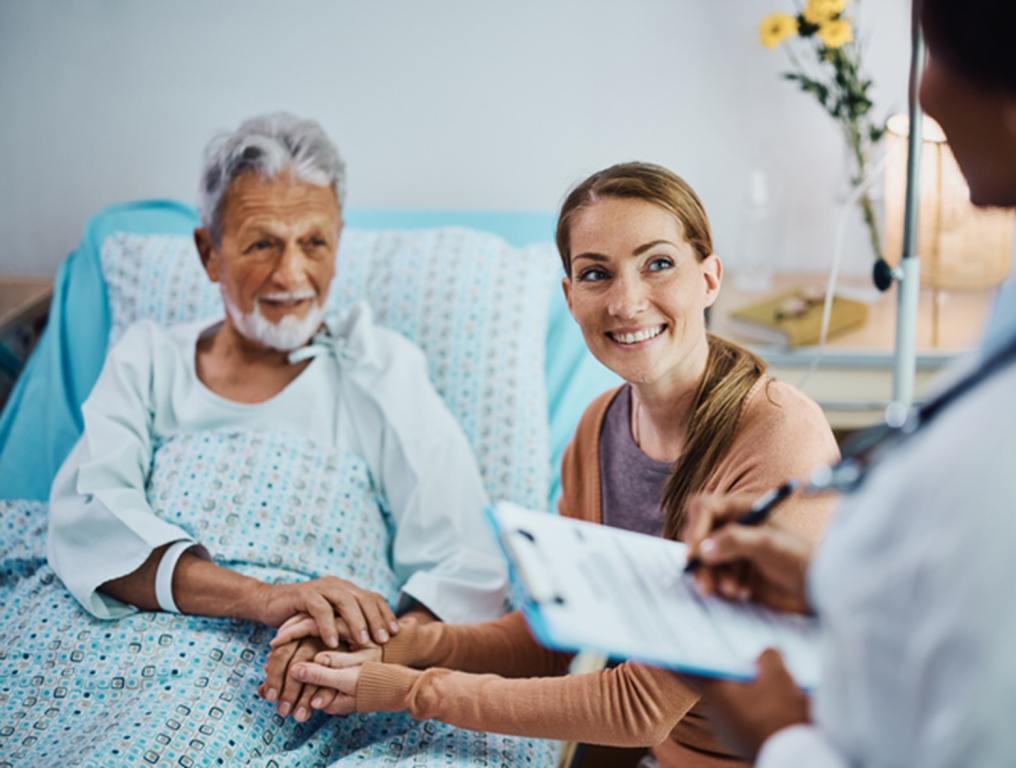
[270,612,353,649]
[269,604,437,648]
[258,636,329,722]
[287,648,381,716]
[684,649,811,761]
[251,577,400,648]
[682,493,816,614]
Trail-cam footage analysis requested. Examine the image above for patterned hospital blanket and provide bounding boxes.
[0,431,559,767]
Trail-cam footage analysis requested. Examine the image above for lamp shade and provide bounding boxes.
[884,114,1014,290]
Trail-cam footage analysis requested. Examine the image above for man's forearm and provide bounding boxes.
[100,547,265,622]
[172,552,265,620]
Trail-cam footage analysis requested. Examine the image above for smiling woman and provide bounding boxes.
[271,162,841,768]
[557,164,788,540]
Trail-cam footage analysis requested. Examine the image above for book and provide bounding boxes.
[729,286,869,348]
[487,502,822,687]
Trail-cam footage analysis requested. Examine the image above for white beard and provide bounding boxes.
[223,290,326,352]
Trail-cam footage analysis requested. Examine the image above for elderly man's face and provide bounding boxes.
[196,172,341,348]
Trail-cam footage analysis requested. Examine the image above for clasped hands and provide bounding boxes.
[251,576,399,722]
[248,491,820,752]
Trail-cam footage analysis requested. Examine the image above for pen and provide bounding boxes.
[683,479,798,574]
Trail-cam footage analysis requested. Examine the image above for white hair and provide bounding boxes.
[197,112,346,241]
[222,288,326,352]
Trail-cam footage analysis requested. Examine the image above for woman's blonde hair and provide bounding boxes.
[556,162,767,538]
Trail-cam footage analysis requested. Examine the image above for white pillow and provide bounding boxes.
[101,227,558,511]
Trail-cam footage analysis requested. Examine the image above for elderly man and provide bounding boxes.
[7,113,552,766]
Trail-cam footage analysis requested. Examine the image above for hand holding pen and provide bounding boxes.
[680,486,816,615]
[684,480,800,574]
[680,459,861,613]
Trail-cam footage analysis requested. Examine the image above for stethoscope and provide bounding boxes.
[800,332,1016,499]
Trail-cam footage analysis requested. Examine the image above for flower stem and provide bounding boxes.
[848,122,884,263]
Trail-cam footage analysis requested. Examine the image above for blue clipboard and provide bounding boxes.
[485,502,822,687]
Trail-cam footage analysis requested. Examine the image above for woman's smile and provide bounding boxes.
[607,323,669,347]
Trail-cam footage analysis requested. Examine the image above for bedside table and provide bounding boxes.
[711,273,993,432]
[0,276,53,407]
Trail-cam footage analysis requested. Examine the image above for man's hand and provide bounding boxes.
[685,649,811,761]
[251,577,400,648]
[269,603,437,649]
[270,612,354,649]
[258,636,329,722]
[682,493,815,614]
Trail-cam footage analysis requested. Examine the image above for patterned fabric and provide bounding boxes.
[100,227,558,512]
[0,433,559,766]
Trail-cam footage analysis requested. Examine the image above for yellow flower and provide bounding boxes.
[818,18,854,49]
[759,13,798,49]
[804,0,847,25]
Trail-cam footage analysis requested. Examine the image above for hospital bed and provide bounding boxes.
[0,200,625,766]
[0,201,618,507]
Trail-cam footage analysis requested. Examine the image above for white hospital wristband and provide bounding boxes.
[155,540,197,613]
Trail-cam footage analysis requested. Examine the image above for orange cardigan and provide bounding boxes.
[355,379,839,766]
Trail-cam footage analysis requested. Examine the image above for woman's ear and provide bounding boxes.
[194,228,220,283]
[701,253,723,308]
[562,276,574,314]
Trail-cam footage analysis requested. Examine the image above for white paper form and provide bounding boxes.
[491,502,822,688]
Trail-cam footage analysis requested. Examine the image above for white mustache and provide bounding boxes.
[259,289,317,302]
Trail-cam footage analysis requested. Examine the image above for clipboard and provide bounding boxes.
[487,501,822,687]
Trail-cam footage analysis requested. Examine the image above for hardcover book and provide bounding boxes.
[729,286,869,348]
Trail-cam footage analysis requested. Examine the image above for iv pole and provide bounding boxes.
[872,0,925,416]
[888,0,925,412]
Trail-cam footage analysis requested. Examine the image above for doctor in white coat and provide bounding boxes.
[680,0,1016,765]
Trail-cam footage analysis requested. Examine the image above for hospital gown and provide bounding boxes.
[0,303,559,766]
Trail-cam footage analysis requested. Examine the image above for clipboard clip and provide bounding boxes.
[503,528,567,606]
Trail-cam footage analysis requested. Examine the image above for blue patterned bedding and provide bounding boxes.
[0,431,559,766]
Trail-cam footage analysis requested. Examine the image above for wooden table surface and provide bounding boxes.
[711,272,995,429]
[0,276,53,333]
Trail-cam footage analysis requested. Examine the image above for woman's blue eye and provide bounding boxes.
[578,268,608,282]
[648,257,674,272]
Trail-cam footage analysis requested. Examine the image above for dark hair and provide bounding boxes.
[555,161,767,537]
[921,0,1016,93]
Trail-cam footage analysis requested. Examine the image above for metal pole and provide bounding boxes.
[891,0,925,408]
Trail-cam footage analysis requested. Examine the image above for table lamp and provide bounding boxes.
[884,113,1015,345]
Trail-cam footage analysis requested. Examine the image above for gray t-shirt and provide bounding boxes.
[599,384,674,537]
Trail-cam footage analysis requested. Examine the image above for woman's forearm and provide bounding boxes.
[358,660,696,747]
[100,548,265,621]
[382,611,570,678]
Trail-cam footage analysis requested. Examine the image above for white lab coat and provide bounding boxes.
[759,281,1016,767]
